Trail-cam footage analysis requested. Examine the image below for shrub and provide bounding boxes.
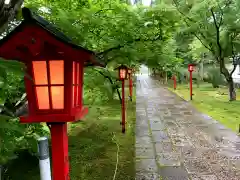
[207,67,226,88]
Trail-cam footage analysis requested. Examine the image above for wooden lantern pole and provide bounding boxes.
[189,71,193,100]
[121,79,126,133]
[172,75,177,90]
[129,73,133,101]
[188,64,194,101]
[49,122,69,180]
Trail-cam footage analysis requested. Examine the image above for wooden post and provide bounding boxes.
[121,80,126,133]
[190,71,193,100]
[50,123,69,180]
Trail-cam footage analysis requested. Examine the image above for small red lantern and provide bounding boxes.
[116,65,128,80]
[188,64,195,72]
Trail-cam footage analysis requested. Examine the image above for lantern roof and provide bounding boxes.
[188,63,196,66]
[114,64,128,70]
[0,7,105,67]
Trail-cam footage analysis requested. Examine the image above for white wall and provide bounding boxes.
[227,64,240,83]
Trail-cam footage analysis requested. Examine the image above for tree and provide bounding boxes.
[188,38,215,80]
[172,0,240,101]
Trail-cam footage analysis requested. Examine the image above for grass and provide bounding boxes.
[3,90,136,180]
[168,81,240,132]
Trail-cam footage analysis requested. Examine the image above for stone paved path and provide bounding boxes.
[136,76,240,180]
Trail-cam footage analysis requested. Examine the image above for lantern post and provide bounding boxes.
[128,68,133,102]
[172,74,177,90]
[115,65,128,133]
[0,7,105,180]
[188,64,195,100]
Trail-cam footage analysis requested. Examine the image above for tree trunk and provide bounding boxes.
[200,60,204,80]
[165,71,168,84]
[219,59,236,101]
[228,77,236,101]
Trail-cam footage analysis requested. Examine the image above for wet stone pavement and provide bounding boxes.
[136,76,240,180]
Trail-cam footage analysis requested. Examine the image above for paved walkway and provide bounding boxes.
[136,76,240,180]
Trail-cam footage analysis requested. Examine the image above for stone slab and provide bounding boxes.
[136,159,158,173]
[157,152,181,166]
[136,172,160,180]
[159,166,189,180]
[136,147,155,159]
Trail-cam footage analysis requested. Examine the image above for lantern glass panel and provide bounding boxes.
[77,66,82,106]
[76,86,79,106]
[76,62,79,85]
[73,61,76,84]
[49,60,64,84]
[32,61,48,85]
[51,86,64,109]
[72,61,81,107]
[120,69,126,79]
[76,63,80,106]
[36,87,50,109]
[72,87,75,107]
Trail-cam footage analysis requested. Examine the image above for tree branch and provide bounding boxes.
[211,8,222,59]
[93,69,122,103]
[230,35,237,76]
[172,0,214,52]
[217,3,223,27]
[96,34,161,57]
[172,0,197,23]
[193,33,213,52]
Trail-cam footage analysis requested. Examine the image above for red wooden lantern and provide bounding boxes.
[188,64,195,72]
[0,8,105,180]
[0,8,103,123]
[116,65,128,80]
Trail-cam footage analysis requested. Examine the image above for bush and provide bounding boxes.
[207,67,226,88]
[203,73,210,83]
[176,68,188,83]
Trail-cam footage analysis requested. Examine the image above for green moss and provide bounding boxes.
[4,89,136,180]
[168,82,240,132]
